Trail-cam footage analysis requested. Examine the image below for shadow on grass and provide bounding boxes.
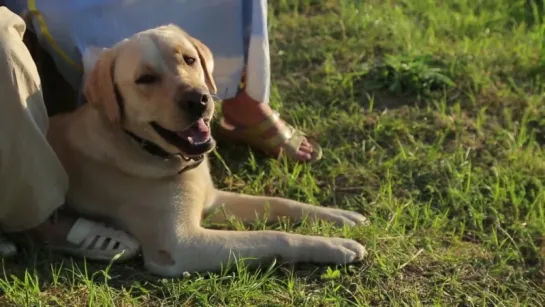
[1,240,154,291]
[0,235,357,306]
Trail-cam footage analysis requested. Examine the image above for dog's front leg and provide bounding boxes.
[144,228,367,277]
[205,190,368,226]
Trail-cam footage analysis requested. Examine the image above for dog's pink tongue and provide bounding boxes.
[178,119,210,144]
[195,119,209,133]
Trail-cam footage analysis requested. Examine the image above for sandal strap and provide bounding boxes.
[280,129,307,156]
[236,111,282,137]
[223,111,298,149]
[264,121,296,147]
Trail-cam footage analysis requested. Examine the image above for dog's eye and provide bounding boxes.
[183,56,196,65]
[135,74,160,84]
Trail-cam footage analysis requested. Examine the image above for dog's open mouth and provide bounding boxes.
[150,118,214,157]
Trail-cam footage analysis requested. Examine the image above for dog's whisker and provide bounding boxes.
[211,94,221,102]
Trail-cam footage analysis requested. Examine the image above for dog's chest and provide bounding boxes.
[67,158,213,217]
[66,161,162,213]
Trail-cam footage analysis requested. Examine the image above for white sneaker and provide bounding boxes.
[49,218,140,262]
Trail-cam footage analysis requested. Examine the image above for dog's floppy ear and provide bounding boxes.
[83,47,120,123]
[189,37,217,94]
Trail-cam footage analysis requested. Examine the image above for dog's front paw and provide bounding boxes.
[315,208,369,227]
[307,237,367,264]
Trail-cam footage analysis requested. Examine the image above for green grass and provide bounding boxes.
[3,0,545,305]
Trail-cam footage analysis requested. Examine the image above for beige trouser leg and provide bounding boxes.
[0,7,68,232]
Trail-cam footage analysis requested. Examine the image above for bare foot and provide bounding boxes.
[221,91,316,161]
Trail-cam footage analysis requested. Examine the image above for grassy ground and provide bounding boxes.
[3,0,545,305]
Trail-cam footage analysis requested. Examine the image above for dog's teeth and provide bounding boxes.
[193,137,210,145]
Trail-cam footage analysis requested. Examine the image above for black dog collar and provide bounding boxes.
[124,129,204,174]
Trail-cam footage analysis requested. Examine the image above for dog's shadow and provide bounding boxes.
[1,232,334,303]
[1,240,154,291]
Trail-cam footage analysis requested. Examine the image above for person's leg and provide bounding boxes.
[220,0,321,162]
[0,7,68,233]
[0,7,139,261]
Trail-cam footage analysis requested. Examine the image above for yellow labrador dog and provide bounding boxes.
[47,24,367,277]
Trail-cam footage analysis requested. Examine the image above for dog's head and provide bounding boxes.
[84,24,217,158]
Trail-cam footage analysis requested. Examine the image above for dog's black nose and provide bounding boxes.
[180,91,210,117]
